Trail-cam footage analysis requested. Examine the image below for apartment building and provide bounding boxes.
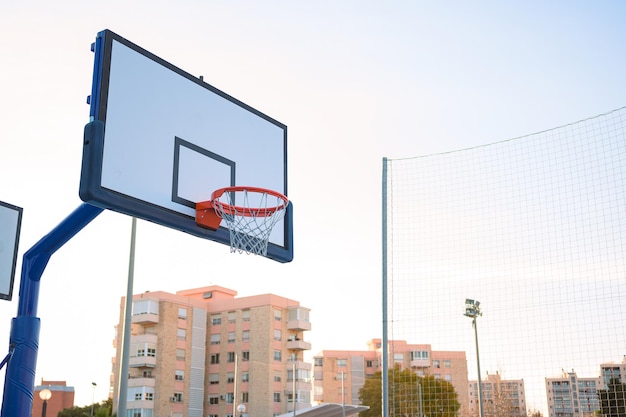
[545,369,599,417]
[469,371,526,417]
[313,339,469,417]
[600,357,626,387]
[111,285,312,417]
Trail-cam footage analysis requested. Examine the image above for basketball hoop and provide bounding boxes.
[196,186,289,256]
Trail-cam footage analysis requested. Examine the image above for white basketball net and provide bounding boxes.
[211,189,288,256]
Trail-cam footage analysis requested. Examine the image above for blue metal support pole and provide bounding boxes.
[1,203,103,417]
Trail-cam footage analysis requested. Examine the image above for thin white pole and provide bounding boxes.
[117,217,137,417]
[293,362,297,417]
[341,371,346,417]
[233,353,239,417]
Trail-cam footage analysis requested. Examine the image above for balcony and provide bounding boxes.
[410,359,430,368]
[132,312,159,325]
[129,355,156,368]
[287,339,312,351]
[287,319,311,331]
[289,361,312,372]
[127,399,154,410]
[127,376,156,388]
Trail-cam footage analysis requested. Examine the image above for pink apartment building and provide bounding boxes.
[469,371,526,417]
[111,285,312,417]
[314,339,470,417]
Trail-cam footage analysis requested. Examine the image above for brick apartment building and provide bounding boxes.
[111,285,312,417]
[313,339,470,417]
[469,371,526,417]
[32,379,75,417]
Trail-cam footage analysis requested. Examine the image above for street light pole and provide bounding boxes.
[91,382,97,417]
[39,389,51,417]
[464,299,484,417]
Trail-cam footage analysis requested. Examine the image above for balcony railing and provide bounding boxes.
[287,339,312,351]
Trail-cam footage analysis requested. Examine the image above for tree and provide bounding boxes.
[359,367,460,417]
[57,398,115,417]
[598,378,626,417]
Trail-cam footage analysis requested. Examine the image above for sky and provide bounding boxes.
[1,0,626,409]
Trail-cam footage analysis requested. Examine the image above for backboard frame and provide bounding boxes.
[79,29,293,262]
[0,200,23,300]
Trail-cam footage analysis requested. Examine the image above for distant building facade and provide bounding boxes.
[313,339,470,417]
[545,369,599,417]
[32,379,75,417]
[111,285,312,417]
[600,357,626,387]
[469,371,526,417]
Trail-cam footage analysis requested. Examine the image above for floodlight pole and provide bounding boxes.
[464,299,485,417]
[0,203,103,417]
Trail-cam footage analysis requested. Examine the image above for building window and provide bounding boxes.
[242,309,251,321]
[228,311,236,323]
[225,393,234,404]
[314,357,323,366]
[242,351,250,361]
[172,392,183,402]
[242,372,249,382]
[274,329,282,341]
[228,332,235,343]
[175,370,184,381]
[242,392,249,403]
[394,353,404,363]
[210,353,220,364]
[175,349,185,361]
[274,350,282,361]
[208,396,219,405]
[178,307,187,319]
[227,372,235,383]
[177,328,186,341]
[133,299,159,315]
[242,331,250,342]
[366,360,374,367]
[337,359,347,367]
[211,314,222,325]
[210,334,220,345]
[274,392,281,402]
[133,342,157,358]
[145,392,153,401]
[274,372,282,382]
[274,309,282,321]
[411,351,429,360]
[443,360,451,368]
[433,360,440,368]
[209,374,219,385]
[227,352,236,363]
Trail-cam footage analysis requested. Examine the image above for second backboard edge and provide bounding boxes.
[80,29,294,263]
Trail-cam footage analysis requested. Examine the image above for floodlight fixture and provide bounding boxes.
[464,298,482,318]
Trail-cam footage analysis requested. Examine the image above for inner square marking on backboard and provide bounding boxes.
[172,136,236,210]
